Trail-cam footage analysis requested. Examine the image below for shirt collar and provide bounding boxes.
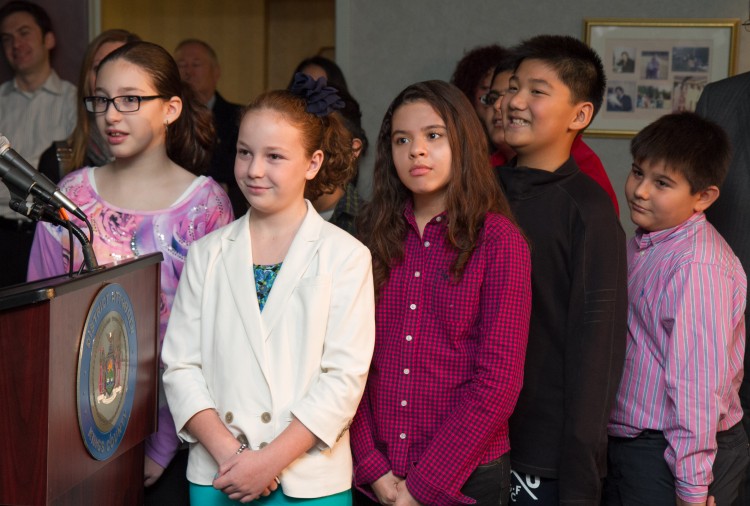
[8,70,66,96]
[403,199,448,233]
[497,156,578,199]
[634,212,704,249]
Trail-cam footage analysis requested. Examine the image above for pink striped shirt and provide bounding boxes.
[608,212,746,502]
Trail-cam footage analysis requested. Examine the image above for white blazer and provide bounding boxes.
[162,202,375,498]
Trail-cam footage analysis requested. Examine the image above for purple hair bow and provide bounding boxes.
[290,72,345,117]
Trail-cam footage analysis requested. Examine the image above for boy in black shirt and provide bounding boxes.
[496,35,628,505]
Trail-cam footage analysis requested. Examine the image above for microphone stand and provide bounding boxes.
[10,197,99,273]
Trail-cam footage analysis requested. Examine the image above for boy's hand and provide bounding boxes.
[676,496,715,506]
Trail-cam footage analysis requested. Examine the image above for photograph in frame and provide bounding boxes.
[583,18,739,138]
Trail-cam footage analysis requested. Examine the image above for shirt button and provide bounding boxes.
[401,400,407,406]
[400,433,407,439]
[424,241,430,247]
[404,368,410,375]
[414,271,421,277]
[409,304,416,310]
[405,334,413,341]
[261,412,271,423]
[435,216,442,222]
[225,411,234,424]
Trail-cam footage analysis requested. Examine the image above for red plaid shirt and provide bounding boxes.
[351,205,532,505]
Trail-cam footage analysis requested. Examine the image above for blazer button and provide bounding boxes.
[261,412,271,423]
[225,411,234,424]
[237,434,249,446]
[259,442,269,449]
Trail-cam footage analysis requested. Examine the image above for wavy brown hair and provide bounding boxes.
[359,80,515,297]
[99,41,215,174]
[242,90,355,201]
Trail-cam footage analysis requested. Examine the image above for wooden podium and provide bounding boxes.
[0,254,162,505]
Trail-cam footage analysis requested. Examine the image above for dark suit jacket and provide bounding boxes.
[696,73,750,275]
[696,71,750,403]
[210,92,245,218]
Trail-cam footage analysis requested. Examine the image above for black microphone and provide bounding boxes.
[0,158,63,214]
[0,156,36,196]
[9,197,64,225]
[0,134,86,221]
[10,197,99,271]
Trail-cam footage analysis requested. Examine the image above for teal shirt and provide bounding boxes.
[254,263,282,312]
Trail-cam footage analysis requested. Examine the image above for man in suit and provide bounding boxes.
[615,50,635,73]
[175,39,244,217]
[607,86,633,112]
[696,70,750,506]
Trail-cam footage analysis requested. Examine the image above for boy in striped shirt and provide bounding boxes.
[605,112,749,506]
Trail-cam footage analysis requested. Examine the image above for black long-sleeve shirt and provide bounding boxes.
[497,157,628,505]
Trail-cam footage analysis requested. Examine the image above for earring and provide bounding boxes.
[164,119,169,134]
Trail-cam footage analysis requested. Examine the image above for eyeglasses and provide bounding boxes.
[83,95,165,113]
[480,91,502,106]
[743,19,750,32]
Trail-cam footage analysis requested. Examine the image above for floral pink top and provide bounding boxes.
[27,167,234,468]
[28,167,234,341]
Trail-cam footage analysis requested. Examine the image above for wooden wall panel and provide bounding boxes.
[266,0,335,90]
[101,0,267,105]
[99,0,335,100]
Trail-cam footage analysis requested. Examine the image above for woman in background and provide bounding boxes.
[37,29,140,181]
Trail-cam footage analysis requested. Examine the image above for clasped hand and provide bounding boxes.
[371,471,422,506]
[213,449,279,503]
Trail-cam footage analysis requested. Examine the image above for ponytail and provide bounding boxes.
[167,83,214,174]
[304,112,355,200]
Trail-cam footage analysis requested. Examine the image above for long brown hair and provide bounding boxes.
[68,29,140,171]
[242,90,355,200]
[98,41,215,173]
[359,80,514,297]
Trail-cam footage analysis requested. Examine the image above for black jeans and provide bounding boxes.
[353,453,510,505]
[463,453,511,505]
[602,422,750,505]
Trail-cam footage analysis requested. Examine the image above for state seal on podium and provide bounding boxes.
[77,283,137,460]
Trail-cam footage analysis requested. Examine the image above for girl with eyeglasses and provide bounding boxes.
[27,41,233,500]
[37,29,141,183]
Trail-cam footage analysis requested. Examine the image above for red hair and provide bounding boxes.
[243,90,355,200]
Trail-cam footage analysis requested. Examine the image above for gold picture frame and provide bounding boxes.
[583,18,739,138]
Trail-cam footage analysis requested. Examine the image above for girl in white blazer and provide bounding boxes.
[162,74,375,505]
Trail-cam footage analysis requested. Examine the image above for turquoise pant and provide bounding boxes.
[189,483,352,505]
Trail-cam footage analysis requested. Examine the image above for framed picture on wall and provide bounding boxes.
[583,18,739,138]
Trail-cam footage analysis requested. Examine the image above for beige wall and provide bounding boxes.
[100,0,334,105]
[339,0,750,233]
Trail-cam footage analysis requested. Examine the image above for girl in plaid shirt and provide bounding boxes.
[351,80,532,506]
